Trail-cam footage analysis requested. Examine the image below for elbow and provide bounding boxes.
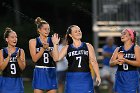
[20,67,25,71]
[109,63,112,67]
[0,67,5,71]
[53,58,59,62]
[31,55,38,62]
[53,56,61,62]
[137,61,140,67]
[22,63,26,70]
[0,65,4,71]
[32,58,38,63]
[109,62,114,67]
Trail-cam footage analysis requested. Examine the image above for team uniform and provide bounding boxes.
[1,47,24,93]
[32,37,57,90]
[0,71,2,93]
[114,44,139,93]
[65,42,93,93]
[138,68,140,93]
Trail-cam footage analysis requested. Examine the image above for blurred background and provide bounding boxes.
[0,0,140,93]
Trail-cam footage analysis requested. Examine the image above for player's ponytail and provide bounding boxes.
[35,17,48,33]
[133,30,136,45]
[66,25,77,45]
[4,27,13,40]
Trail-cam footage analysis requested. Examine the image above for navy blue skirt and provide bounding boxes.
[32,67,57,90]
[65,72,94,93]
[114,71,139,93]
[1,77,24,93]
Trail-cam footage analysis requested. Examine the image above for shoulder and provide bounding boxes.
[0,49,3,55]
[19,48,24,52]
[86,43,94,50]
[134,45,140,50]
[29,38,36,44]
[0,49,3,53]
[114,47,120,52]
[86,43,93,47]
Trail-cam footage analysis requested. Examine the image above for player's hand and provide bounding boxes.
[117,51,124,59]
[42,43,49,50]
[51,33,60,45]
[16,49,25,62]
[96,76,101,86]
[117,58,125,65]
[16,48,21,58]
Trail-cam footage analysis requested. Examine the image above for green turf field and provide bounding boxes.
[24,81,33,93]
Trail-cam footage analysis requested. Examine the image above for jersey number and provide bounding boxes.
[44,53,49,63]
[76,56,82,68]
[10,64,16,74]
[123,64,128,70]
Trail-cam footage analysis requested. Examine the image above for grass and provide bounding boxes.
[24,81,33,93]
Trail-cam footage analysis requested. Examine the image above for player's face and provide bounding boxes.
[70,26,82,40]
[6,31,17,47]
[39,24,50,37]
[121,30,131,43]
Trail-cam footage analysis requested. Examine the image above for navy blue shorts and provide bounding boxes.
[32,67,57,90]
[65,72,94,93]
[114,71,139,93]
[1,77,24,93]
[0,76,2,93]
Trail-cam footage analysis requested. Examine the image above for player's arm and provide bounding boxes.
[87,43,101,86]
[0,49,10,71]
[52,44,68,62]
[17,49,26,70]
[51,43,59,62]
[122,45,140,67]
[110,47,120,67]
[29,39,45,62]
[51,33,68,62]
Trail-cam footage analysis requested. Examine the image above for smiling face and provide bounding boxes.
[121,30,132,43]
[6,31,17,47]
[69,26,82,40]
[38,23,50,37]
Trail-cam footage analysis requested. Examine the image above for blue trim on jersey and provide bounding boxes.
[114,71,139,93]
[37,37,42,46]
[122,44,134,52]
[71,42,84,49]
[47,37,53,47]
[32,68,57,90]
[65,72,94,93]
[37,37,53,47]
[4,47,19,56]
[1,77,24,93]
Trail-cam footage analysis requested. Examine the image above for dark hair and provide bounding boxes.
[4,27,13,40]
[133,31,136,44]
[65,25,77,45]
[35,17,48,33]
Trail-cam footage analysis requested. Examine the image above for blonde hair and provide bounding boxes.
[4,27,14,40]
